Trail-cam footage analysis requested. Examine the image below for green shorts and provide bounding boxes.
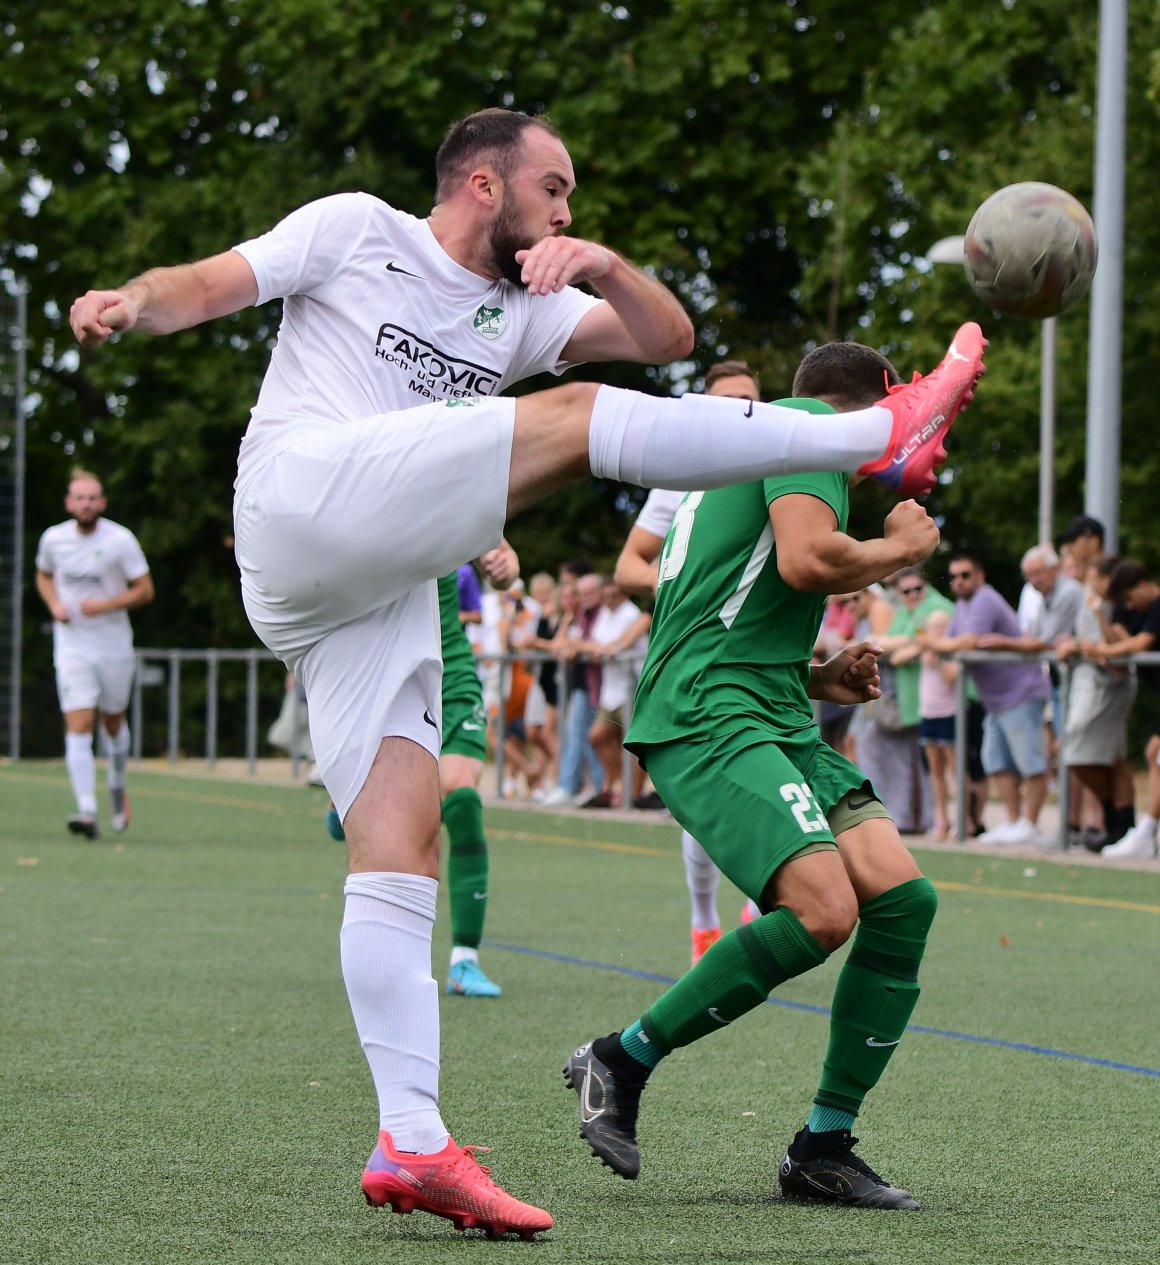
[441,675,487,762]
[640,727,887,905]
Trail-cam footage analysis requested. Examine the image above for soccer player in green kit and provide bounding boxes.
[565,331,985,1209]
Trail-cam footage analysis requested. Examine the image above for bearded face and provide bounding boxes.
[487,195,538,288]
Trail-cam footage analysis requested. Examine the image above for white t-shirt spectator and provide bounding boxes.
[592,599,646,711]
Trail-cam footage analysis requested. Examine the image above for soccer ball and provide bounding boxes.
[963,182,1098,319]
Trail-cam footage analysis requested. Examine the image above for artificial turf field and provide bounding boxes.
[2,764,1158,1265]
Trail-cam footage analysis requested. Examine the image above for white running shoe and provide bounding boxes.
[1101,822,1159,860]
[1002,817,1041,847]
[978,820,1018,845]
[538,785,574,807]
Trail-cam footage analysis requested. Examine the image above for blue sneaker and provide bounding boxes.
[446,959,502,998]
[324,807,346,842]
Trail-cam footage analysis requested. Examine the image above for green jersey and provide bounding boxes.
[627,400,847,749]
[438,572,479,701]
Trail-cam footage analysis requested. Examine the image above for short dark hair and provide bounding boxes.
[1108,558,1152,603]
[791,342,900,411]
[559,559,593,581]
[705,359,758,391]
[434,109,560,203]
[1060,513,1105,545]
[949,550,984,572]
[1093,554,1120,579]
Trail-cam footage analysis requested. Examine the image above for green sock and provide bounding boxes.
[813,877,938,1117]
[442,787,488,949]
[637,907,828,1056]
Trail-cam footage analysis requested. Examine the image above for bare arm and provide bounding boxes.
[70,251,259,346]
[977,632,1049,653]
[513,237,691,366]
[770,495,939,595]
[36,570,69,622]
[613,525,665,598]
[78,572,155,617]
[598,610,653,658]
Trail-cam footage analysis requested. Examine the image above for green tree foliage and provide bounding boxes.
[3,1,1157,748]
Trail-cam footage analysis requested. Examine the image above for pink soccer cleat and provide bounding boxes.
[859,322,986,497]
[361,1130,552,1240]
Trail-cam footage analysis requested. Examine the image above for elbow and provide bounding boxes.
[667,318,695,362]
[777,559,829,593]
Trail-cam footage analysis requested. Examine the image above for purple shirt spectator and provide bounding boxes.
[456,563,482,617]
[949,583,1050,713]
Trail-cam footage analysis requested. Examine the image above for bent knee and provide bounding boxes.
[798,893,858,953]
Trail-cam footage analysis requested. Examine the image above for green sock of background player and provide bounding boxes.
[442,786,488,954]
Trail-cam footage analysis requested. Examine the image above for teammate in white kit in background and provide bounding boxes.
[35,471,154,840]
[69,108,983,1238]
[614,361,763,965]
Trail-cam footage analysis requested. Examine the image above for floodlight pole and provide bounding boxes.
[1084,0,1127,553]
[1039,317,1056,545]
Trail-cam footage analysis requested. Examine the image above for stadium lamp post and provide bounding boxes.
[926,236,1056,545]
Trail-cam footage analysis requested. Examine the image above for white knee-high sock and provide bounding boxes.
[588,385,892,489]
[682,830,721,931]
[341,872,448,1153]
[101,725,131,790]
[65,731,97,815]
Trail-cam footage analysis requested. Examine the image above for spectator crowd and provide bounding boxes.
[468,513,1160,863]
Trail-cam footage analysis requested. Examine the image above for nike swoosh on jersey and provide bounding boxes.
[385,261,423,278]
[422,709,438,729]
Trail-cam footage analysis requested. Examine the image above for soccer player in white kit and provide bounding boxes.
[614,361,763,965]
[70,108,984,1238]
[35,472,154,839]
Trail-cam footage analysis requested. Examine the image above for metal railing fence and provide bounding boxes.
[123,646,1160,838]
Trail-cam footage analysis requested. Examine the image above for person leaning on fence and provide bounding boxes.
[859,566,952,835]
[35,471,155,840]
[922,553,1051,848]
[1053,554,1137,852]
[1076,559,1160,861]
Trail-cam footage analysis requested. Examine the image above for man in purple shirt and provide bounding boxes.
[922,552,1050,846]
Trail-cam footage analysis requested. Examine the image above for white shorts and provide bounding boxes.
[233,398,516,816]
[56,655,136,715]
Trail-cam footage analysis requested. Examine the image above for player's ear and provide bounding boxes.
[468,167,500,208]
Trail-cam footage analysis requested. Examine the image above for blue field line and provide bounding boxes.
[485,938,1160,1080]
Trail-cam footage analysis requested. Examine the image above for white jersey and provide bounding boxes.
[592,598,647,711]
[232,192,603,478]
[35,518,150,664]
[634,487,685,538]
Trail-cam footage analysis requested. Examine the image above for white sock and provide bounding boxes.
[682,830,720,931]
[449,946,478,968]
[587,385,892,488]
[102,725,131,790]
[742,898,761,921]
[1137,814,1156,835]
[341,872,448,1153]
[65,731,97,815]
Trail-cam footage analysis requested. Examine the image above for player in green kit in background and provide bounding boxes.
[327,542,519,997]
[565,334,982,1209]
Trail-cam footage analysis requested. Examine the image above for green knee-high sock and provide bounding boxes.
[636,907,829,1057]
[442,787,488,949]
[813,876,938,1118]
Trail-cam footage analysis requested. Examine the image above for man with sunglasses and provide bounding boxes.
[922,553,1050,846]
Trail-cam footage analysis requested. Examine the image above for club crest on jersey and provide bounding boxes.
[473,304,507,341]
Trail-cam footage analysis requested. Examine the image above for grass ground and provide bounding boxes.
[2,762,1158,1265]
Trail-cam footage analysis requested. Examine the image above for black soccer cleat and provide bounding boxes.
[67,814,100,841]
[563,1039,645,1180]
[777,1126,919,1210]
